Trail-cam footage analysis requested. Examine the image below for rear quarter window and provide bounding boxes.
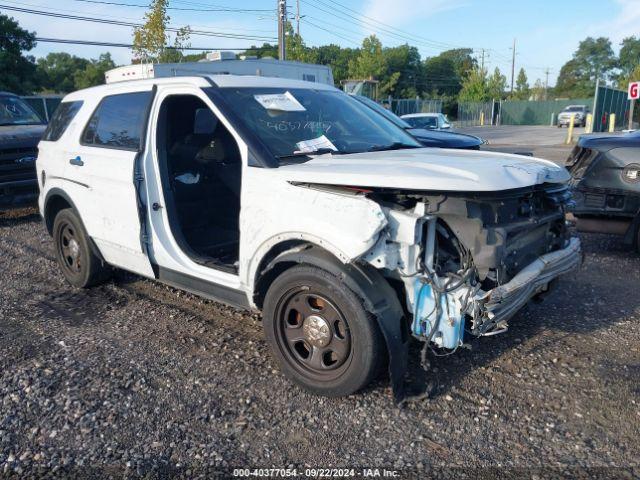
[81,91,152,150]
[42,101,83,142]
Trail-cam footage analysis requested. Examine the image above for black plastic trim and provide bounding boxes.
[155,266,250,309]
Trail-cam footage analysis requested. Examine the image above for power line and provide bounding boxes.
[2,0,276,33]
[34,36,276,51]
[69,0,273,13]
[0,4,277,41]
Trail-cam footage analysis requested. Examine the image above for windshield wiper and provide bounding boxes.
[365,142,421,152]
[277,148,342,160]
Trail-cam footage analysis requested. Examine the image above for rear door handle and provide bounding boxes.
[69,156,84,166]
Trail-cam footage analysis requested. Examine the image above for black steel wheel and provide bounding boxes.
[53,209,110,288]
[263,265,384,397]
[277,289,352,379]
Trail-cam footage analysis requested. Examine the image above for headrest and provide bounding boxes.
[194,108,218,135]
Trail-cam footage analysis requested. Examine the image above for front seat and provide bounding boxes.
[195,121,242,198]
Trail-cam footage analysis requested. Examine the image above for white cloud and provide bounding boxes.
[362,0,466,33]
[597,0,640,43]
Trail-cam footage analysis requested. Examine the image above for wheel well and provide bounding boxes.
[253,240,312,310]
[44,194,72,235]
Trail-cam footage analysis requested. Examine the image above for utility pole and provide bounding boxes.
[544,68,550,100]
[296,0,300,36]
[480,49,485,71]
[510,38,516,94]
[277,0,287,60]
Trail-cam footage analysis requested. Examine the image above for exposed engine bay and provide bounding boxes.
[352,183,581,351]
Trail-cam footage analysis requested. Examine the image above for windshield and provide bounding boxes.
[210,88,421,162]
[404,116,438,129]
[0,96,43,126]
[351,95,411,129]
[563,106,586,112]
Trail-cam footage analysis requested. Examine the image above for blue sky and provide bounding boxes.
[3,0,638,86]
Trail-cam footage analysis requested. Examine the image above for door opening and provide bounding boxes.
[156,94,242,272]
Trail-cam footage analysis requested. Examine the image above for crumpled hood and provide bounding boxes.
[0,124,46,150]
[277,148,569,192]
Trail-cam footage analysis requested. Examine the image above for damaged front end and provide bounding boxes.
[361,183,581,352]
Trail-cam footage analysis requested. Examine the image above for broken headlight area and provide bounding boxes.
[362,183,581,350]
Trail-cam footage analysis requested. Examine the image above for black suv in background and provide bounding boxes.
[0,92,46,209]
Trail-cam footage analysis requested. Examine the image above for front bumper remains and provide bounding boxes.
[478,236,582,332]
[412,237,582,349]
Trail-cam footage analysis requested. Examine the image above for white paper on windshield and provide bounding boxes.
[295,135,337,154]
[254,91,306,112]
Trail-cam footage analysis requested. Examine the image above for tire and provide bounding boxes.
[52,208,110,288]
[262,265,385,397]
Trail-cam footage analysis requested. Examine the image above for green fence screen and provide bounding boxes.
[592,86,630,132]
[500,98,593,126]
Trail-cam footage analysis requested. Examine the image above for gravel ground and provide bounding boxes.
[1,207,639,479]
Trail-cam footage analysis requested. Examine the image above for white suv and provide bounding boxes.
[37,75,581,402]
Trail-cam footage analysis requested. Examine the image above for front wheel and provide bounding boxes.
[53,208,111,288]
[262,265,385,397]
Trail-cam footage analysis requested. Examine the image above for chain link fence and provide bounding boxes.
[390,98,442,116]
[456,101,494,127]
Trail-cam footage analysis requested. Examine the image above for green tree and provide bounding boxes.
[132,0,191,63]
[73,53,116,90]
[556,37,616,97]
[158,26,191,63]
[380,44,422,97]
[618,64,640,89]
[458,67,488,102]
[285,23,309,62]
[530,78,546,101]
[348,35,385,80]
[487,67,507,100]
[305,44,359,86]
[132,0,168,61]
[513,67,529,100]
[619,36,640,78]
[37,52,89,93]
[239,43,278,59]
[423,55,460,96]
[438,48,476,80]
[0,13,38,94]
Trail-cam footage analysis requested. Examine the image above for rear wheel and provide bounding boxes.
[263,265,384,397]
[53,209,110,288]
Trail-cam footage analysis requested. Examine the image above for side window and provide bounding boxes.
[82,92,151,150]
[42,101,83,142]
[302,73,316,83]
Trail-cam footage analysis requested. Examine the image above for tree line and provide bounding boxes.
[1,6,639,110]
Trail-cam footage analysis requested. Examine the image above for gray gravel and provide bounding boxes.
[1,207,639,478]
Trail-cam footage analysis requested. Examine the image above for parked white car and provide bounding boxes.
[401,112,451,130]
[37,75,581,402]
[557,105,589,128]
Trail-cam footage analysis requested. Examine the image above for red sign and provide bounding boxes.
[629,81,640,100]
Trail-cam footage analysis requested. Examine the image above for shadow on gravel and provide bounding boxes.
[0,207,40,228]
[407,232,640,400]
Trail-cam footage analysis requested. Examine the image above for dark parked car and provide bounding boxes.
[0,92,46,209]
[566,130,640,251]
[350,95,486,149]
